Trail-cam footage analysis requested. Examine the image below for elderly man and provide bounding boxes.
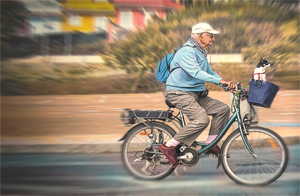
[158,22,237,167]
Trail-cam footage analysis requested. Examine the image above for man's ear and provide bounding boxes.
[199,33,203,41]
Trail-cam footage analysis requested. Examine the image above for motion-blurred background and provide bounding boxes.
[1,0,299,95]
[1,2,299,195]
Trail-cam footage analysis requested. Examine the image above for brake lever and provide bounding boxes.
[222,83,229,91]
[222,83,233,93]
[222,83,239,93]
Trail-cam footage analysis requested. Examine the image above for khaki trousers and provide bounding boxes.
[164,90,230,146]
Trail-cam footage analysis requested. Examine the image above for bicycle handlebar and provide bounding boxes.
[222,83,228,88]
[222,83,249,99]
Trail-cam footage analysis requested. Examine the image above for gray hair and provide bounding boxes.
[191,33,199,38]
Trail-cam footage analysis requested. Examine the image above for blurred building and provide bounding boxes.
[59,0,115,33]
[16,0,299,37]
[109,0,184,42]
[19,0,62,35]
[5,0,183,56]
[17,0,184,40]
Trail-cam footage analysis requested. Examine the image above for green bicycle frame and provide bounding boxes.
[148,91,256,157]
[195,102,256,156]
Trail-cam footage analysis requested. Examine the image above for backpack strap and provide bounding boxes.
[174,44,196,53]
[168,45,196,73]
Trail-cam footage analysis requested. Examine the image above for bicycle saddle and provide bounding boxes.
[165,100,176,108]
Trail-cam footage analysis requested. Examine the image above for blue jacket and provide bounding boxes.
[166,41,222,92]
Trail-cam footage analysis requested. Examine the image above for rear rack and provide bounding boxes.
[121,108,183,132]
[129,110,173,120]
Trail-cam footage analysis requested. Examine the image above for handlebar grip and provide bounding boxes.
[222,83,228,87]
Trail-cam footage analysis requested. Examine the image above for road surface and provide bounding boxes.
[1,145,299,195]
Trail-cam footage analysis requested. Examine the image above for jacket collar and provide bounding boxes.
[189,37,208,58]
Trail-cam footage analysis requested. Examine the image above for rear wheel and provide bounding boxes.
[122,122,176,180]
[221,126,288,185]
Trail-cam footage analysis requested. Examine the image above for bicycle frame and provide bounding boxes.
[121,68,288,184]
[194,103,255,156]
[145,96,256,157]
[122,88,257,157]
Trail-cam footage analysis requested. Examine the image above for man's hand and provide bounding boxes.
[220,80,238,92]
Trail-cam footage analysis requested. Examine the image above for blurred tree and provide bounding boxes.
[0,0,28,41]
[181,0,213,8]
[102,2,299,92]
[183,0,194,7]
[267,0,300,11]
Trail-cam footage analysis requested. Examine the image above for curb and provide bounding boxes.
[1,136,299,154]
[1,143,122,154]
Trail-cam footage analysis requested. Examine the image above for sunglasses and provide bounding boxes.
[206,33,214,38]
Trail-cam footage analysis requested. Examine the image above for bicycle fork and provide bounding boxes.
[235,106,256,157]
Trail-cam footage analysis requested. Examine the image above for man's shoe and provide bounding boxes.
[206,145,221,157]
[158,143,178,167]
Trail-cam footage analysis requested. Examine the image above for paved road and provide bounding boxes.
[1,145,299,195]
[1,91,299,152]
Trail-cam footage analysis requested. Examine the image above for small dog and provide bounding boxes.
[252,59,272,82]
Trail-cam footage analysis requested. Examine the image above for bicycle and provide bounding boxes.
[119,83,288,185]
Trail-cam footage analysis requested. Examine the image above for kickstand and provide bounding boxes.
[216,156,221,169]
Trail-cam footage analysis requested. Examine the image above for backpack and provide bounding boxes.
[156,45,195,83]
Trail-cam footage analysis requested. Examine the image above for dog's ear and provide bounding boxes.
[256,59,263,68]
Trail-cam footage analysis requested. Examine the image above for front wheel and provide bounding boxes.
[122,122,176,180]
[221,126,289,185]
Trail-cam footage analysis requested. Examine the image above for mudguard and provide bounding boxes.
[118,121,176,141]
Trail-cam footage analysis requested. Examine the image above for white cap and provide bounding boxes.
[192,22,219,34]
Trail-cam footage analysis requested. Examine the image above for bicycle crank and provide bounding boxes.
[178,147,199,167]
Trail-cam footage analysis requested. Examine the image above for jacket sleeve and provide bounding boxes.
[179,50,221,85]
[207,65,222,80]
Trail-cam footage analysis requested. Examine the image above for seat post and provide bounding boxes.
[179,110,186,127]
[165,100,176,108]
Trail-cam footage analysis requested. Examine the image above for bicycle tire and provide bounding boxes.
[221,126,288,185]
[122,122,176,180]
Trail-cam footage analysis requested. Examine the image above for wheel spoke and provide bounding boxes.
[131,137,146,151]
[254,159,267,178]
[229,141,252,157]
[232,158,253,173]
[222,128,288,185]
[256,157,277,173]
[241,159,254,175]
[122,123,175,180]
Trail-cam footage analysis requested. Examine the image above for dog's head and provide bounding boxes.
[256,59,271,68]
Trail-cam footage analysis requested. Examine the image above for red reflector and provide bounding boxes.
[139,132,150,135]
